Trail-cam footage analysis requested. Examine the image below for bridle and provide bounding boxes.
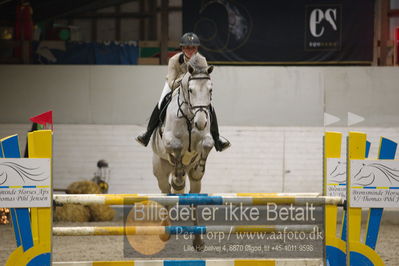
[177,72,212,152]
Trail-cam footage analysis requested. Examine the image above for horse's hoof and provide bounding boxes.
[193,236,205,252]
[172,180,185,191]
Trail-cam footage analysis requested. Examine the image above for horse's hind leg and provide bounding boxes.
[153,155,173,194]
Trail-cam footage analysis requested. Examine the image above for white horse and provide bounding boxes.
[151,54,214,195]
[151,54,214,251]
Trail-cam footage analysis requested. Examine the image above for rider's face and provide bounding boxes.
[182,46,198,59]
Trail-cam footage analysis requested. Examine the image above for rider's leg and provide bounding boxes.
[136,104,161,147]
[210,105,231,152]
[136,82,171,147]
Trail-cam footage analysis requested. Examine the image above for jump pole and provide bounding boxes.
[53,193,344,206]
[52,224,320,236]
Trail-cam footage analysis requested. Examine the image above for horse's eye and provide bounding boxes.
[188,88,193,93]
[210,89,213,94]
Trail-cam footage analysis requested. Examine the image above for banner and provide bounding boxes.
[33,41,139,65]
[0,158,51,208]
[350,159,399,208]
[183,0,374,65]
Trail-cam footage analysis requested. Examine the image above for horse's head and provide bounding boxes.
[183,54,214,131]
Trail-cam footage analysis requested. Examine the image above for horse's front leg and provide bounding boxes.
[164,132,185,193]
[152,155,173,194]
[188,134,213,193]
[172,152,186,194]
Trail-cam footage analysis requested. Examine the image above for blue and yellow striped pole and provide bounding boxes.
[51,259,323,266]
[52,224,319,236]
[53,193,343,206]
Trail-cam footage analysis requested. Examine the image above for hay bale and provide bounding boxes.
[88,204,115,222]
[57,180,114,222]
[67,180,102,194]
[54,204,90,222]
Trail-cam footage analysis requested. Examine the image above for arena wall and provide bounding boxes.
[1,66,399,193]
[0,124,398,194]
[1,66,399,126]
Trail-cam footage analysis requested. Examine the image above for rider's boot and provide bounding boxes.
[136,104,161,147]
[210,106,231,152]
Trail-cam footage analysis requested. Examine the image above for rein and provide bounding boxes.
[177,73,211,152]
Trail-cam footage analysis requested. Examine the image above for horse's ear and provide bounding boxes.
[207,65,214,74]
[188,64,194,74]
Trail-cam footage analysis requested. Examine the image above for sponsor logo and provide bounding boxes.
[305,5,342,51]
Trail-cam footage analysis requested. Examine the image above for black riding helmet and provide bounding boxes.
[179,32,200,47]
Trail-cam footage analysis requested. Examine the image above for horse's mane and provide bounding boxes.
[188,53,208,74]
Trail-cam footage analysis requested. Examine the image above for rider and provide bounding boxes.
[136,32,230,152]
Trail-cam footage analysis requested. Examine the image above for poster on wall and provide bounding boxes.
[182,0,374,65]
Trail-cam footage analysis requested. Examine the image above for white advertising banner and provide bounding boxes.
[350,159,399,208]
[326,158,346,199]
[0,158,51,208]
